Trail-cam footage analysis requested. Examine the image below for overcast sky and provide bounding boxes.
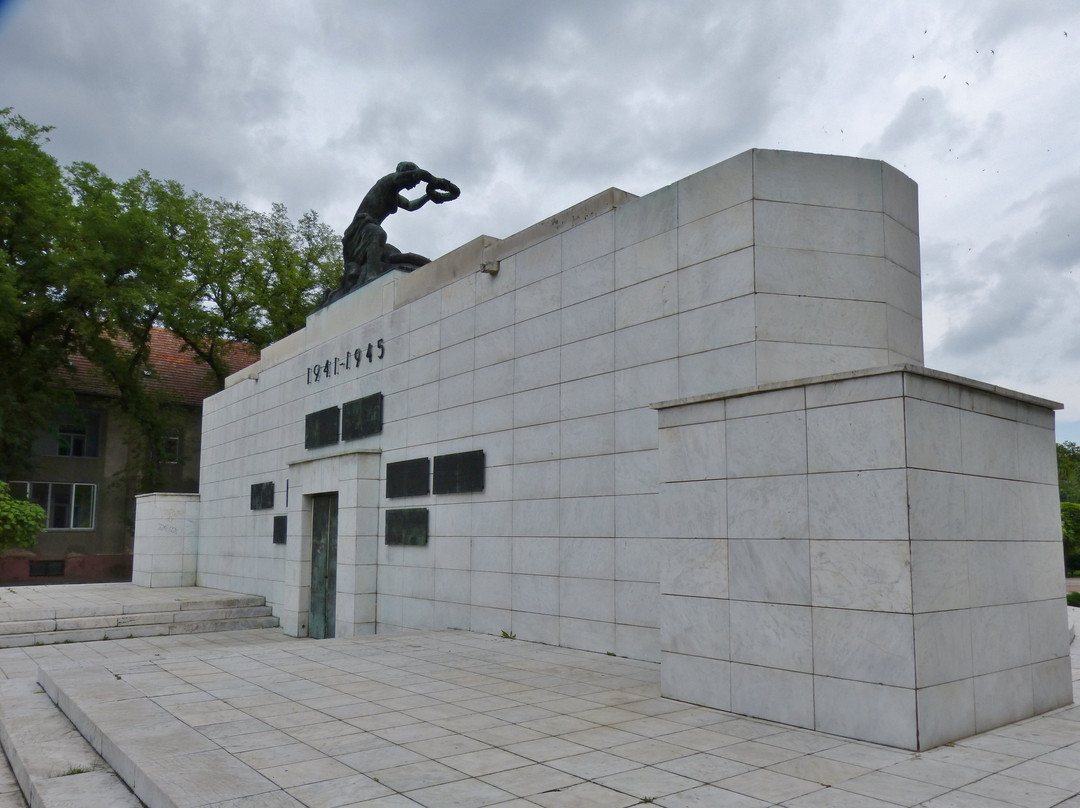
[3,1,1080,438]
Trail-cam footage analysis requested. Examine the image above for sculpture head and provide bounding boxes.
[396,161,420,173]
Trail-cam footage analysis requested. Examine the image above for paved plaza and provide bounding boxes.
[0,596,1077,806]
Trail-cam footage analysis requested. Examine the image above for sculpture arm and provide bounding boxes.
[398,193,431,212]
[395,168,437,211]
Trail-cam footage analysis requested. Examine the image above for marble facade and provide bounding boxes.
[656,367,1069,749]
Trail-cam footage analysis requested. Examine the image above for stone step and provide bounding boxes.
[0,614,280,649]
[0,594,270,625]
[0,679,141,808]
[0,595,279,648]
[0,605,274,635]
[39,665,280,808]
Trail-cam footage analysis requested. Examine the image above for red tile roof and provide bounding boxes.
[63,329,258,407]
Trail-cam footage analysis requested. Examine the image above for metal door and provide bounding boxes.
[309,492,338,638]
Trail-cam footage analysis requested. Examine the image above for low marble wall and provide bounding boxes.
[132,493,199,587]
[656,365,1071,750]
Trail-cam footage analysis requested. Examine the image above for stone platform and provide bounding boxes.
[0,625,1079,807]
[0,584,278,648]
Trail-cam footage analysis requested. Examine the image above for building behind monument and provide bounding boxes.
[5,328,256,582]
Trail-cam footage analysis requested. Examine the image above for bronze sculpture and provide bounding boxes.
[319,162,460,308]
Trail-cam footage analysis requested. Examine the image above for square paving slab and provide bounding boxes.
[0,613,1078,806]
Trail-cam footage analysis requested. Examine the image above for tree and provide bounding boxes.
[1058,442,1080,504]
[159,196,340,387]
[0,109,80,477]
[1063,502,1080,575]
[0,109,342,479]
[1057,442,1080,577]
[253,205,341,345]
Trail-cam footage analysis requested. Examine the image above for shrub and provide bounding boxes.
[0,481,45,549]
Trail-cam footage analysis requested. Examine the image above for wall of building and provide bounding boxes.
[194,149,923,659]
[4,391,203,583]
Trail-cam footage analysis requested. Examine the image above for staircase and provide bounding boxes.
[0,679,142,807]
[0,585,284,805]
[0,590,278,649]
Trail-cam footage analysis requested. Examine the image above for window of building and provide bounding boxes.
[158,433,181,464]
[53,409,101,457]
[9,482,96,530]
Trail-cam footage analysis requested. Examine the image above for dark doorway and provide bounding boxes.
[309,492,338,639]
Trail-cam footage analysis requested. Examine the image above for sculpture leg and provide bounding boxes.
[356,224,387,285]
[383,243,429,269]
[392,252,430,267]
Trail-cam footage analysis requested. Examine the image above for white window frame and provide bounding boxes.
[10,481,96,530]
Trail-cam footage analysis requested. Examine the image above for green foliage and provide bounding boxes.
[0,481,45,550]
[159,196,340,386]
[1059,442,1080,504]
[0,109,80,475]
[1062,502,1080,575]
[0,109,342,478]
[1058,443,1080,575]
[1067,591,1080,607]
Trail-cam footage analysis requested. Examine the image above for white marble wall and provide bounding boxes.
[656,366,1070,750]
[132,493,199,587]
[179,149,921,661]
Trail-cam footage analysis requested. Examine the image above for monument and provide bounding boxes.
[317,162,460,308]
[134,150,1071,750]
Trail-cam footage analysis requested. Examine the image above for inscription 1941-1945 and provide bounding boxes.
[307,339,384,384]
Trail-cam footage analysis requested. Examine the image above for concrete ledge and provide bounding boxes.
[0,585,278,648]
[53,604,118,620]
[483,187,637,264]
[171,606,273,623]
[653,361,1064,412]
[34,770,140,808]
[11,618,278,648]
[37,665,277,808]
[55,616,117,631]
[0,620,55,635]
[177,596,266,610]
[34,628,109,645]
[0,679,140,808]
[168,617,279,635]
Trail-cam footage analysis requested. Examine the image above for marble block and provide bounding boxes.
[657,365,1069,750]
[132,493,200,588]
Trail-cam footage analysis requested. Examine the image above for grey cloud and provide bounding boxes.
[936,172,1080,360]
[872,88,969,156]
[6,0,1080,419]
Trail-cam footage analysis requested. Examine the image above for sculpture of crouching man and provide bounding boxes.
[319,162,460,308]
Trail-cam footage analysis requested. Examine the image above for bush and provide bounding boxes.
[1063,502,1080,575]
[0,481,45,550]
[1068,592,1080,607]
